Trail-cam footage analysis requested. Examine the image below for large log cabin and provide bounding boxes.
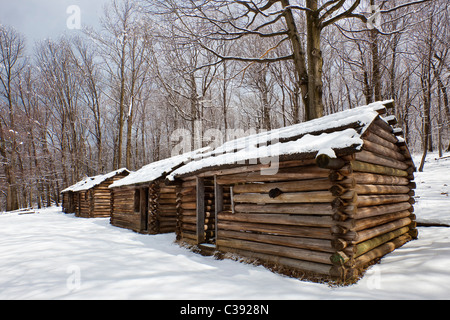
[167,100,417,282]
[61,168,130,218]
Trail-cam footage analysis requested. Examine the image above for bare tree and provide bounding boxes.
[35,37,88,186]
[0,25,26,211]
[86,0,137,170]
[124,22,153,170]
[71,36,105,174]
[151,18,218,150]
[414,0,449,169]
[147,0,433,121]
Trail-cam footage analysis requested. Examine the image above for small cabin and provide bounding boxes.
[167,100,417,282]
[61,168,130,218]
[109,149,209,234]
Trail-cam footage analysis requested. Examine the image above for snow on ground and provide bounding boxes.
[413,153,450,226]
[0,153,449,300]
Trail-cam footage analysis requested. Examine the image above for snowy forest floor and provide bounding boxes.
[0,153,449,300]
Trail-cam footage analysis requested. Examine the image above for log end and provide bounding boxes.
[330,251,350,265]
[316,153,346,170]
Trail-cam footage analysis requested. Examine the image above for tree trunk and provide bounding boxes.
[419,14,435,171]
[116,32,127,170]
[222,62,229,133]
[280,0,310,120]
[363,70,372,104]
[306,0,324,120]
[418,72,431,172]
[292,82,300,123]
[434,65,443,157]
[258,66,271,130]
[126,99,134,170]
[0,121,19,211]
[370,1,381,102]
[435,67,450,152]
[126,65,137,169]
[190,72,200,150]
[92,88,103,173]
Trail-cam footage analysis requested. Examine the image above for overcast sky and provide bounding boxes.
[0,0,110,49]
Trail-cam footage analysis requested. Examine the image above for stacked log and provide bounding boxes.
[153,182,178,234]
[215,162,337,277]
[148,182,160,234]
[91,181,114,218]
[74,172,129,219]
[174,112,416,282]
[203,177,216,243]
[62,193,68,213]
[111,180,178,235]
[328,118,417,280]
[62,192,75,213]
[76,191,91,218]
[176,178,197,244]
[110,186,140,232]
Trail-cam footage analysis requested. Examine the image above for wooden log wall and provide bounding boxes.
[175,117,416,281]
[328,118,417,279]
[148,182,159,233]
[74,172,130,219]
[91,180,115,218]
[176,178,197,244]
[176,177,232,245]
[111,180,178,235]
[149,181,178,234]
[76,191,92,218]
[204,177,216,243]
[214,161,337,278]
[110,186,140,232]
[62,193,70,213]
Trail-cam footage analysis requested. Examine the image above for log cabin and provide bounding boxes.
[108,148,209,234]
[61,168,130,218]
[166,100,417,282]
[62,178,90,214]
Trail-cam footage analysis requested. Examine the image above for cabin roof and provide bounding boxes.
[167,100,397,180]
[109,147,210,188]
[61,168,130,193]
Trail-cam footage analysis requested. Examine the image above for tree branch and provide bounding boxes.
[320,0,361,29]
[199,41,293,65]
[380,0,433,14]
[319,0,347,22]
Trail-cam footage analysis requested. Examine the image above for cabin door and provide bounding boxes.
[139,188,149,233]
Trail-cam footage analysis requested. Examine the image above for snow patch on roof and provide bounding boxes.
[167,101,391,179]
[62,168,129,193]
[109,147,210,188]
[168,128,363,180]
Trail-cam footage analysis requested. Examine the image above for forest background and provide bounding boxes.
[0,0,448,211]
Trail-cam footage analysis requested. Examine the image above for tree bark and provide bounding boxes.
[280,0,310,119]
[116,32,127,170]
[370,1,381,102]
[418,14,434,171]
[306,0,324,120]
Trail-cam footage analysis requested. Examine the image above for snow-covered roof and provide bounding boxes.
[62,168,130,193]
[109,147,210,188]
[167,100,394,180]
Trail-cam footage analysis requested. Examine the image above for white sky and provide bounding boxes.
[0,0,110,49]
